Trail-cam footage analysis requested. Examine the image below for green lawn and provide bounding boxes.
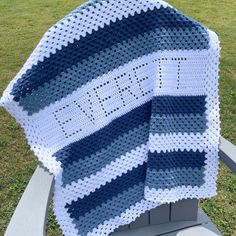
[0,0,235,235]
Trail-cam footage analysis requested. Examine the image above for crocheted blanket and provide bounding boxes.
[0,0,220,235]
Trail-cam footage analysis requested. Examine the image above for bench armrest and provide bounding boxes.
[219,137,236,174]
[4,165,54,236]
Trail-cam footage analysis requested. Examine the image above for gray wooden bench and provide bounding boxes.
[4,137,236,236]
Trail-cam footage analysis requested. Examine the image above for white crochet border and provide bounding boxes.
[52,30,220,236]
[0,31,220,236]
[0,0,220,234]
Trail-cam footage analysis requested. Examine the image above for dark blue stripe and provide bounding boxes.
[66,163,146,219]
[152,96,206,115]
[11,6,209,101]
[147,150,206,171]
[54,101,152,168]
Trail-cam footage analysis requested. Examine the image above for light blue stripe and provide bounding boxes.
[145,167,205,190]
[150,113,207,134]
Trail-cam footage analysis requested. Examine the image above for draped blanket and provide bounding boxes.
[0,0,221,235]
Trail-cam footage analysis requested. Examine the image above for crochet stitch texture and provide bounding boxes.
[0,0,221,235]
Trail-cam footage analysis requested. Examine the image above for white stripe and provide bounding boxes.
[54,184,80,236]
[148,130,219,153]
[31,50,208,153]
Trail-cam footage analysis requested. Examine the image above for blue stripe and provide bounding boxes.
[66,163,146,219]
[11,6,209,102]
[54,101,152,168]
[151,96,206,115]
[147,150,206,171]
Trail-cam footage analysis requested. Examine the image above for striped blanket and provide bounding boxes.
[0,0,221,235]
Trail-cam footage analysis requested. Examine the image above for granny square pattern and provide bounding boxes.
[0,0,221,235]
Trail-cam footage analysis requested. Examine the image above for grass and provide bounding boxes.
[0,0,235,235]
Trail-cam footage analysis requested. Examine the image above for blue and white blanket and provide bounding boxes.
[0,0,221,235]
